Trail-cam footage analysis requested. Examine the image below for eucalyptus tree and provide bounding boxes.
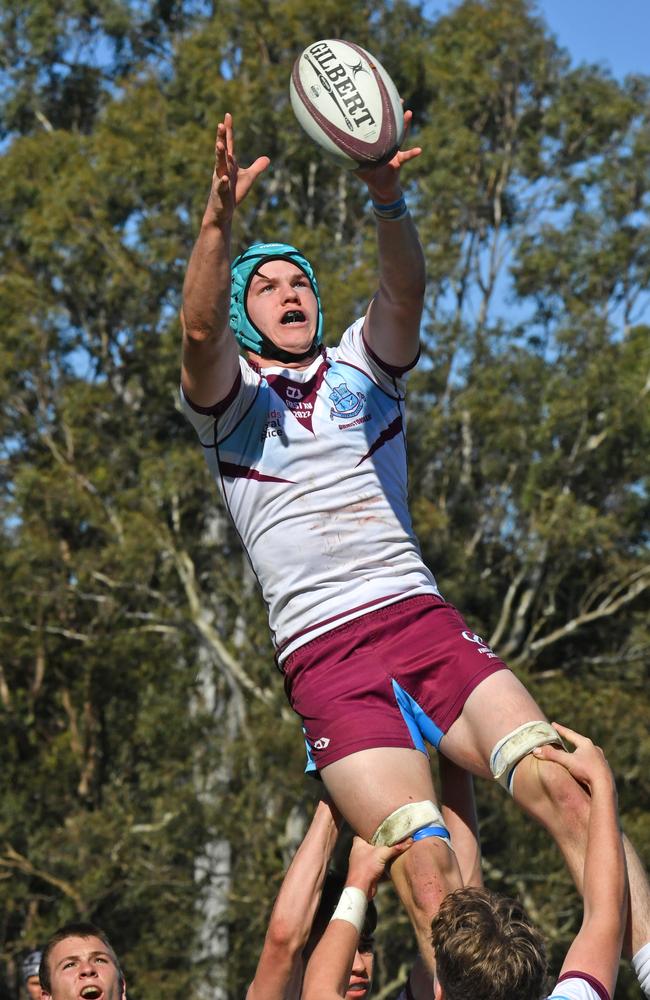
[0,0,648,997]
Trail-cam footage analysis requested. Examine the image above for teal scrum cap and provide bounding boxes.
[230,242,324,362]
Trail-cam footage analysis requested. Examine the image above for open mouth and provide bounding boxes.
[281,310,306,324]
[80,986,102,999]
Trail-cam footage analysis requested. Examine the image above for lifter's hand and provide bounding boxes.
[345,835,412,899]
[205,112,270,226]
[533,722,615,795]
[355,109,421,203]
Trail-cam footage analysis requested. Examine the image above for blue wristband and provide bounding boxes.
[372,196,408,221]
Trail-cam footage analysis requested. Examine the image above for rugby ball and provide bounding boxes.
[290,39,404,169]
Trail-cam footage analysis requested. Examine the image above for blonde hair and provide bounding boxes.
[431,887,547,1000]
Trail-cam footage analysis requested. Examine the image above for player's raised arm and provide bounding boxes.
[246,798,341,1000]
[356,109,425,371]
[534,724,628,999]
[302,837,411,1000]
[181,112,269,408]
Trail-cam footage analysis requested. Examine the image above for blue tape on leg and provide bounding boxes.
[412,824,450,843]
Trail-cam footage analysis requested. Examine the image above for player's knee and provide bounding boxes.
[372,800,462,924]
[371,800,450,847]
[396,837,462,926]
[538,755,589,813]
[490,721,564,795]
[489,722,592,840]
[516,753,590,836]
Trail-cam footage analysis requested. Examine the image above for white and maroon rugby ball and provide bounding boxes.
[290,39,404,169]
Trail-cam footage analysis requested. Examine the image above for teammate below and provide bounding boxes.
[28,737,650,1000]
[247,758,481,1000]
[35,923,125,1000]
[179,109,650,983]
[302,728,644,1000]
[20,950,42,1000]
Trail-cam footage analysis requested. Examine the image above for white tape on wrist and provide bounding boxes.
[330,886,368,934]
[632,942,650,997]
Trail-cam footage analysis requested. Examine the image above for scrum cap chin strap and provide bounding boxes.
[230,242,324,362]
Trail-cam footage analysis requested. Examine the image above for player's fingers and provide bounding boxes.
[214,138,227,177]
[384,837,413,862]
[552,722,589,747]
[224,111,235,157]
[214,124,225,155]
[532,743,568,764]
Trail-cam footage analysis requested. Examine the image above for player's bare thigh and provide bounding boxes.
[440,669,550,776]
[320,746,437,841]
[321,742,464,963]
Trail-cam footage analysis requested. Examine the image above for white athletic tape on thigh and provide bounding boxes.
[371,800,448,846]
[490,721,566,794]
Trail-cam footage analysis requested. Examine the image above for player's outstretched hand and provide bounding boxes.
[532,723,615,794]
[206,112,270,225]
[346,835,412,899]
[355,109,421,203]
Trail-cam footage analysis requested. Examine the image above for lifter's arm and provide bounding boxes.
[302,837,411,1000]
[246,798,341,1000]
[534,723,627,998]
[181,112,269,407]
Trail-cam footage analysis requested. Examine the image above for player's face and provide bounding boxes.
[246,260,317,356]
[42,936,124,1000]
[25,976,41,1000]
[346,937,374,999]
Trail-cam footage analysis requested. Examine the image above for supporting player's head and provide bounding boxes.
[21,950,42,1000]
[430,887,547,1000]
[303,871,377,1000]
[230,242,324,363]
[39,922,125,1000]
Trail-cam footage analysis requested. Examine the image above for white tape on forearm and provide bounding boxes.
[330,886,368,934]
[632,942,650,997]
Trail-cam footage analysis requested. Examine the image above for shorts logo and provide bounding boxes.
[313,737,330,750]
[329,382,365,420]
[461,631,499,659]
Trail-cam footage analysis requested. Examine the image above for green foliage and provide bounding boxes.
[0,0,648,998]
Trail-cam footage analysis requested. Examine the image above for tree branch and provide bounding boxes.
[0,847,85,912]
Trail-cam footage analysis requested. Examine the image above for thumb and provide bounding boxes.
[385,837,413,862]
[249,155,271,179]
[532,744,566,764]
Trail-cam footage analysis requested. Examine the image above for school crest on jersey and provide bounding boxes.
[329,382,365,420]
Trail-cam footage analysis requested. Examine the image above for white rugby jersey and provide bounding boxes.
[392,972,610,1000]
[180,317,439,662]
[548,972,610,1000]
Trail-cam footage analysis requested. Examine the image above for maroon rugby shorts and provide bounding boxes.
[282,594,509,772]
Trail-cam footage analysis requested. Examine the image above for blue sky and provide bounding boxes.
[536,0,649,79]
[431,1,649,80]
